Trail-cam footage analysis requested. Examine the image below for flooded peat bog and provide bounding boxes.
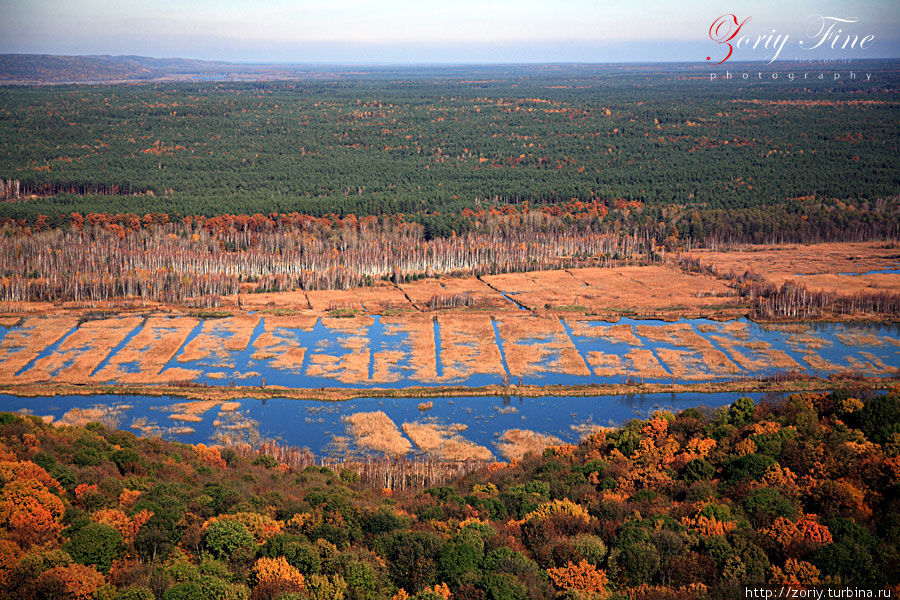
[2,314,895,459]
[0,315,896,388]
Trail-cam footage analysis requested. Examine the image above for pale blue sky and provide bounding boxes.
[1,0,898,63]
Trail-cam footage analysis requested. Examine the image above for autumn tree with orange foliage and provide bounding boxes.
[547,559,609,598]
[0,475,65,547]
[34,563,106,600]
[194,443,227,468]
[252,556,305,600]
[91,508,153,544]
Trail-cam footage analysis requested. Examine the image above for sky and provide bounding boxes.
[1,0,898,63]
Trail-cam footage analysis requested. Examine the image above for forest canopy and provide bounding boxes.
[1,62,898,242]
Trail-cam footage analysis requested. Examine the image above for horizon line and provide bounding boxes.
[3,52,900,67]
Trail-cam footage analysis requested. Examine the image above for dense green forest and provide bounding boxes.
[1,388,898,599]
[1,62,898,242]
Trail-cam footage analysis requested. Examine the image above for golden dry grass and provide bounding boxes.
[15,316,143,384]
[496,429,562,461]
[166,399,243,422]
[401,276,510,311]
[856,352,899,376]
[834,330,884,347]
[4,242,896,321]
[0,284,892,389]
[801,352,846,373]
[633,324,739,379]
[709,336,767,371]
[58,404,131,428]
[0,316,79,380]
[305,317,372,384]
[306,283,412,313]
[625,349,672,380]
[568,321,643,346]
[378,315,438,382]
[178,314,261,363]
[167,400,220,414]
[495,316,590,378]
[401,420,492,460]
[168,413,203,422]
[343,411,412,456]
[484,265,735,316]
[585,351,622,377]
[250,315,317,372]
[371,349,405,383]
[92,316,201,384]
[436,313,505,381]
[786,332,832,351]
[225,290,313,312]
[687,242,900,297]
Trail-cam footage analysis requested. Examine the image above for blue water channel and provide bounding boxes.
[0,391,776,458]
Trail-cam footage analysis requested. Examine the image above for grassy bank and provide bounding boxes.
[1,376,897,403]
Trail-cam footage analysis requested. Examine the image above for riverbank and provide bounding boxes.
[2,375,897,403]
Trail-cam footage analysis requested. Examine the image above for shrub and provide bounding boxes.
[483,548,540,577]
[853,393,900,444]
[438,539,483,585]
[203,520,255,560]
[283,541,321,575]
[198,575,250,600]
[35,563,106,600]
[363,507,409,535]
[728,397,756,427]
[481,572,528,600]
[547,559,609,597]
[573,535,608,567]
[724,454,775,483]
[303,574,348,600]
[743,488,799,528]
[377,531,442,592]
[65,523,124,574]
[163,582,205,600]
[619,541,660,585]
[682,458,715,482]
[114,587,155,600]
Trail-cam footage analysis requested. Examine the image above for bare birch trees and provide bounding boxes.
[0,212,647,304]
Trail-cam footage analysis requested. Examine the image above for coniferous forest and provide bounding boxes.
[1,63,898,240]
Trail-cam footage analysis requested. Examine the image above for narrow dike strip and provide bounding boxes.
[559,317,593,376]
[478,276,530,311]
[157,319,205,375]
[89,317,147,378]
[15,323,80,377]
[390,282,421,311]
[691,322,745,373]
[629,325,674,378]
